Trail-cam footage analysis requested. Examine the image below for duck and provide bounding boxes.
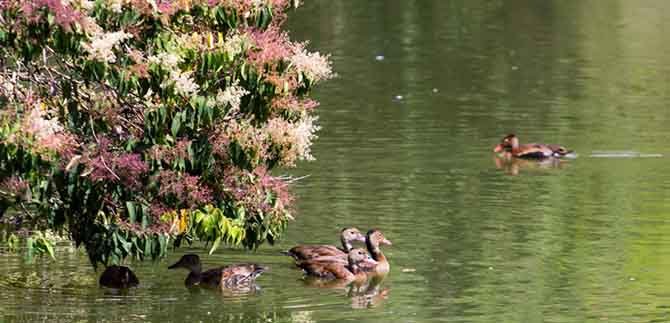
[364,229,392,274]
[168,254,266,288]
[99,265,139,289]
[493,134,573,158]
[284,227,366,262]
[297,248,377,282]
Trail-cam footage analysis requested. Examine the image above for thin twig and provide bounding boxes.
[282,174,311,183]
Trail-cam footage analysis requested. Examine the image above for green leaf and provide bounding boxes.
[171,113,181,137]
[158,234,167,258]
[144,237,153,256]
[126,201,137,223]
[209,236,221,255]
[25,237,34,262]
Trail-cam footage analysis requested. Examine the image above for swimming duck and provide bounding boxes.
[168,254,266,288]
[364,229,392,274]
[284,227,366,262]
[99,265,139,289]
[297,248,377,282]
[493,134,573,158]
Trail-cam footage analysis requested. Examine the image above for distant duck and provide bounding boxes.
[364,229,392,274]
[99,265,139,289]
[493,134,573,158]
[168,254,266,288]
[297,248,377,282]
[284,227,366,262]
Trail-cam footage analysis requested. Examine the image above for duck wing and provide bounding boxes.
[220,264,267,288]
[297,260,350,280]
[546,144,573,156]
[513,144,556,158]
[286,245,347,261]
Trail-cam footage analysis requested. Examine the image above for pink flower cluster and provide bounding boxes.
[221,166,292,220]
[154,170,213,209]
[248,27,296,70]
[19,0,83,30]
[148,139,192,165]
[0,176,30,200]
[247,27,333,90]
[85,138,149,189]
[271,96,319,116]
[211,117,269,165]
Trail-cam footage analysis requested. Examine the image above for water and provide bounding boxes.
[4,0,670,322]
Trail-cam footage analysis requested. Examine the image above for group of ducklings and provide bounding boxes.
[99,228,391,290]
[285,228,392,282]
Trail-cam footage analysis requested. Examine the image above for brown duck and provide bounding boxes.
[364,229,392,274]
[168,254,266,288]
[293,229,393,274]
[494,134,573,158]
[284,227,366,262]
[99,265,139,289]
[297,248,377,282]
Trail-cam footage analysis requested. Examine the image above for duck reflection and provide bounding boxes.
[348,275,390,309]
[301,269,390,309]
[494,153,567,175]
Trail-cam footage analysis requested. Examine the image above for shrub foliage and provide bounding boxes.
[0,0,332,266]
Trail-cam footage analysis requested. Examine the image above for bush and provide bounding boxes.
[0,0,332,266]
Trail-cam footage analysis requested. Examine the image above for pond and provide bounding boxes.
[4,0,670,322]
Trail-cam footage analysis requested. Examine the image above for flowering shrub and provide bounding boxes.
[0,0,332,266]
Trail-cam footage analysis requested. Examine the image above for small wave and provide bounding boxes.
[589,151,664,158]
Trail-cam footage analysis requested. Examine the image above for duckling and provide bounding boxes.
[99,265,139,289]
[494,134,573,158]
[168,254,266,288]
[297,248,377,282]
[284,227,365,263]
[364,229,392,274]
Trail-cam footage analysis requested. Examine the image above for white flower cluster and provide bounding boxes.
[290,48,333,83]
[223,32,251,59]
[0,74,15,96]
[106,0,131,13]
[24,103,63,141]
[292,115,320,162]
[265,115,320,165]
[216,81,249,111]
[148,52,199,96]
[147,52,181,69]
[171,71,199,96]
[82,31,133,63]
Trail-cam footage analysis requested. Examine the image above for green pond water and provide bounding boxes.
[4,0,670,322]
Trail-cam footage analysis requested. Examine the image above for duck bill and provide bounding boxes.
[362,258,378,268]
[493,144,503,153]
[167,262,180,269]
[381,238,392,246]
[355,234,367,242]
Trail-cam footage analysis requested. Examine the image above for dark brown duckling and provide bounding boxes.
[494,134,573,159]
[298,248,377,282]
[284,227,366,263]
[99,265,139,289]
[168,254,266,288]
[364,229,392,274]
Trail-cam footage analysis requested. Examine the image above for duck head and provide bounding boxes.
[348,248,377,270]
[168,254,202,273]
[366,229,392,247]
[494,134,519,152]
[340,227,366,251]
